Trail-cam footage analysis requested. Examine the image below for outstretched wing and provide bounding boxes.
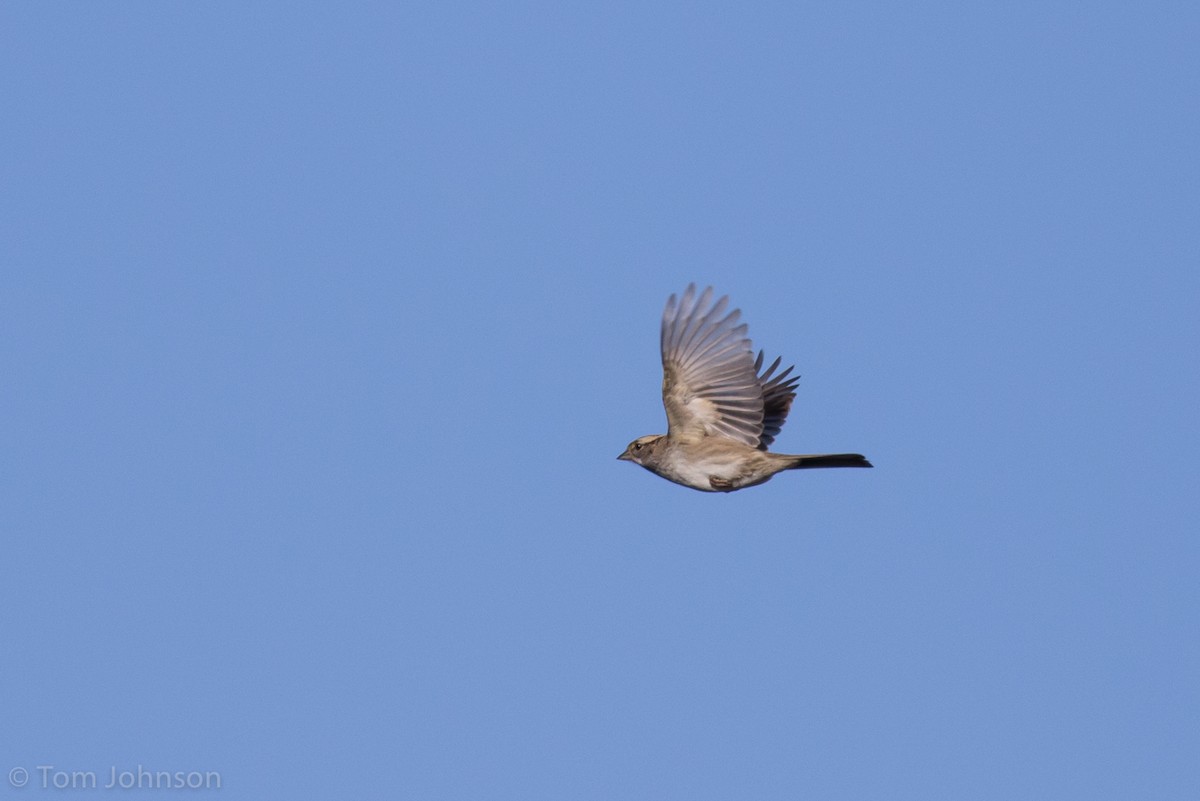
[754,351,800,450]
[660,284,763,447]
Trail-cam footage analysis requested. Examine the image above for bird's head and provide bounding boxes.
[617,435,665,466]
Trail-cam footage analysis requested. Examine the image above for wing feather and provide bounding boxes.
[754,350,801,450]
[660,284,764,446]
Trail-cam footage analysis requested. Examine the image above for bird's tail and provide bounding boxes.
[783,453,873,469]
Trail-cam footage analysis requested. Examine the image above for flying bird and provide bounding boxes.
[618,284,872,492]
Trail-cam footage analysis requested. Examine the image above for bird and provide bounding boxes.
[618,284,872,492]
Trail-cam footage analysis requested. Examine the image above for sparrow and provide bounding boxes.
[618,284,872,492]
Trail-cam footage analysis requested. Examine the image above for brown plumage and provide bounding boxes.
[618,284,872,492]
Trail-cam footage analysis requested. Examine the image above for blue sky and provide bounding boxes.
[2,2,1197,799]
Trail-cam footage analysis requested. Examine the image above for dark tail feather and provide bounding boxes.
[785,453,873,469]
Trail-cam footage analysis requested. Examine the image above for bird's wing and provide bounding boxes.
[660,284,764,447]
[754,351,800,450]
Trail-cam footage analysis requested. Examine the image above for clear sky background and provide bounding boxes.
[3,3,1197,799]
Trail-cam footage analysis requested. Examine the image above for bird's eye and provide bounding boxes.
[634,442,642,450]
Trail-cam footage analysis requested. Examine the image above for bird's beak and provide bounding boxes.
[617,449,632,461]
